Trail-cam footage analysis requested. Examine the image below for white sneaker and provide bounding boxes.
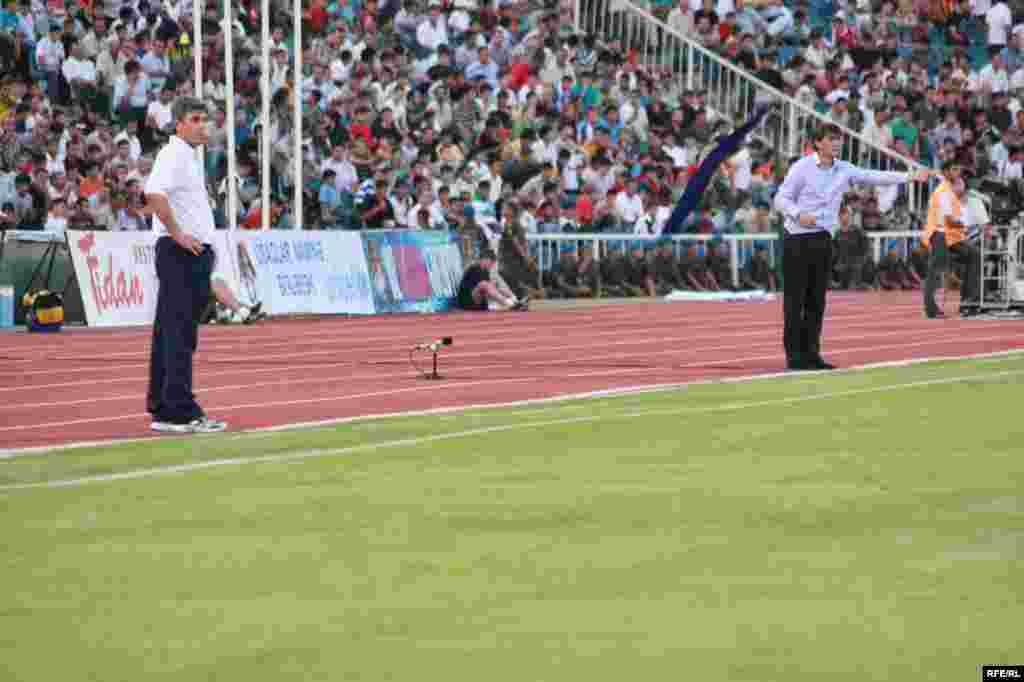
[151,421,193,433]
[188,417,227,433]
[151,418,227,434]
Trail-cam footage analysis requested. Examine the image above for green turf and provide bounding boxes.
[2,355,1023,681]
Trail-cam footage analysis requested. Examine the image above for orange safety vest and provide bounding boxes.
[923,180,965,248]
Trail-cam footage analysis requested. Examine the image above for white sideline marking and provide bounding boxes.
[1,348,1022,460]
[2,362,1022,491]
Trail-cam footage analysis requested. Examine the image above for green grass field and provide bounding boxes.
[3,355,1023,681]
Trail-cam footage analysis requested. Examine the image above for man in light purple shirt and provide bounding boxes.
[774,124,934,371]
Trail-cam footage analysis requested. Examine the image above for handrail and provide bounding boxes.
[573,0,931,212]
[525,230,924,286]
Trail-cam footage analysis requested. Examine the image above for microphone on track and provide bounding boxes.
[415,337,453,352]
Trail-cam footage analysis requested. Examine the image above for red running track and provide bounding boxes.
[1,291,1022,451]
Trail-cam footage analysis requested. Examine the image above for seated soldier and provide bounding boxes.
[600,240,630,297]
[652,238,684,295]
[832,201,872,290]
[877,247,917,290]
[575,243,603,297]
[680,244,719,291]
[498,204,546,301]
[550,242,589,298]
[706,240,733,291]
[623,241,656,297]
[455,250,529,312]
[741,244,777,291]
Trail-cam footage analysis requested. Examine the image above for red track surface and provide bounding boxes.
[1,291,1022,451]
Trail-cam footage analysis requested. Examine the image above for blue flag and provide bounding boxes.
[663,104,773,235]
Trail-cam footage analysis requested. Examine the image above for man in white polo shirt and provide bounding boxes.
[144,96,227,434]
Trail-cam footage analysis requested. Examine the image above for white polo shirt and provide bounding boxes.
[145,136,216,245]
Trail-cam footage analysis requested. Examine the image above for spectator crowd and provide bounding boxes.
[1,0,1017,298]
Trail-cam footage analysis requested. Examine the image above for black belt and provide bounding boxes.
[785,230,831,239]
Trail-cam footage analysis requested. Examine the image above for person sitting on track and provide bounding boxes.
[200,242,266,324]
[455,249,529,312]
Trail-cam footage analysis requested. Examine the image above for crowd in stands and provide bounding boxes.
[1,0,1017,298]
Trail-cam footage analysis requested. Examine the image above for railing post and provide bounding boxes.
[574,0,581,33]
[729,237,740,289]
[789,103,799,157]
[686,43,694,91]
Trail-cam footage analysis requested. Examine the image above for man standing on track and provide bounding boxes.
[144,97,227,434]
[774,124,934,371]
[921,160,981,318]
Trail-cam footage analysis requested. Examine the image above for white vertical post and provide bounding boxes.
[292,0,303,229]
[729,237,739,289]
[789,102,798,157]
[192,0,203,97]
[686,44,694,91]
[261,0,271,230]
[224,0,238,234]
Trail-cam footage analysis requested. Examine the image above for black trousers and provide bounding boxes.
[950,240,981,306]
[924,233,981,313]
[923,232,948,316]
[783,231,832,365]
[147,237,214,423]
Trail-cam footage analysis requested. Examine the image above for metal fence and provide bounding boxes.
[527,231,923,287]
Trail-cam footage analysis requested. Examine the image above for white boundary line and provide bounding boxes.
[3,362,1022,491]
[2,349,1022,463]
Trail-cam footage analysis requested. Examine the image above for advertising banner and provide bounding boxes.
[236,231,375,316]
[362,230,464,313]
[68,229,461,326]
[67,230,161,327]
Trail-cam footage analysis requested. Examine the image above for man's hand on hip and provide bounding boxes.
[174,232,203,255]
[798,213,817,227]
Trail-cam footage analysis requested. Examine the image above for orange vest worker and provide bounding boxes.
[922,179,965,248]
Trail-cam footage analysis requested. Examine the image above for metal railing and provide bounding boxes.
[572,0,931,214]
[526,231,924,287]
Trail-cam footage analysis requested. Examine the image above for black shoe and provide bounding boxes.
[807,356,837,370]
[512,297,530,312]
[959,305,980,318]
[242,302,266,324]
[786,357,811,371]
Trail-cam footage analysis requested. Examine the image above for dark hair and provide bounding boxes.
[813,124,842,141]
[172,96,206,123]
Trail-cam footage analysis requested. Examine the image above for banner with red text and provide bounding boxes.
[67,230,237,327]
[67,230,161,327]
